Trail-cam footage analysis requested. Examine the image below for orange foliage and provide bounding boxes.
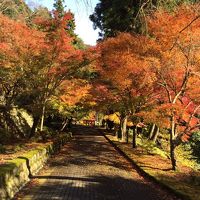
[60,80,91,106]
[95,4,200,144]
[0,14,46,68]
[146,5,200,141]
[96,33,157,115]
[0,12,85,119]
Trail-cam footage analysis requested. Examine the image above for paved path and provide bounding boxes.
[14,126,181,200]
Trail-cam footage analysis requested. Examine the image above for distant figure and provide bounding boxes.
[102,119,106,128]
[107,119,114,130]
[68,117,73,129]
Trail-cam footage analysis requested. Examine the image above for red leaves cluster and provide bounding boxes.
[0,14,46,68]
[95,4,200,142]
[0,10,85,115]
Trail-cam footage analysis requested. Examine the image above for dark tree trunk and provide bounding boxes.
[132,126,137,148]
[170,137,177,170]
[117,126,122,139]
[170,115,177,170]
[126,129,129,144]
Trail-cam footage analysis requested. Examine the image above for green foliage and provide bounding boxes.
[53,0,65,18]
[90,0,196,38]
[183,132,200,166]
[0,0,31,20]
[0,144,6,153]
[90,0,136,38]
[137,136,169,158]
[73,36,86,50]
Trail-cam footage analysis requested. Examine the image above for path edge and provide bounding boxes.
[99,129,191,200]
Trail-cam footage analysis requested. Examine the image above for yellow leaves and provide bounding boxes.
[127,121,133,127]
[103,115,108,120]
[108,113,120,124]
[103,112,120,124]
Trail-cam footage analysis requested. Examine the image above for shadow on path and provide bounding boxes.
[14,126,181,200]
[15,175,173,200]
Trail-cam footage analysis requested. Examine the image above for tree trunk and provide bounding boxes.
[60,118,68,131]
[121,116,128,143]
[149,123,155,140]
[40,104,46,131]
[170,137,177,170]
[116,125,121,139]
[152,126,159,143]
[170,115,177,170]
[126,129,129,144]
[29,116,40,138]
[132,126,137,148]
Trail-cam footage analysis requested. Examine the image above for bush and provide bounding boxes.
[188,132,200,164]
[0,144,6,153]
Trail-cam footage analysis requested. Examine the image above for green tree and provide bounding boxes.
[53,0,65,18]
[90,0,196,39]
[53,0,85,49]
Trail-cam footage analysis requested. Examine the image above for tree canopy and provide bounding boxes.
[0,0,31,20]
[90,0,197,38]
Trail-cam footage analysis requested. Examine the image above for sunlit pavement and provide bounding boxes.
[14,126,180,200]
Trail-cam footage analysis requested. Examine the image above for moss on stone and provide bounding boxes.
[21,149,42,159]
[0,163,17,176]
[0,132,72,199]
[8,158,26,167]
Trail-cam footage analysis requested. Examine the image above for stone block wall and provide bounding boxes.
[0,133,71,200]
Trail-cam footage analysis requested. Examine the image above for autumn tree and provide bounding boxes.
[138,4,200,170]
[94,3,200,170]
[0,13,47,138]
[0,5,86,137]
[96,33,156,143]
[27,10,84,136]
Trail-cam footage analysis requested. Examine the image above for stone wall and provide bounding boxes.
[0,133,71,200]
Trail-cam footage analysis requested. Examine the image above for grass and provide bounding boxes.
[104,132,200,200]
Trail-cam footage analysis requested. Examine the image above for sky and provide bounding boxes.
[26,0,100,45]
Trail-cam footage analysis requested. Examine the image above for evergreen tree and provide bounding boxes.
[53,0,65,18]
[53,0,85,49]
[90,0,197,39]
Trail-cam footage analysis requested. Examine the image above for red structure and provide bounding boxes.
[83,120,95,126]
